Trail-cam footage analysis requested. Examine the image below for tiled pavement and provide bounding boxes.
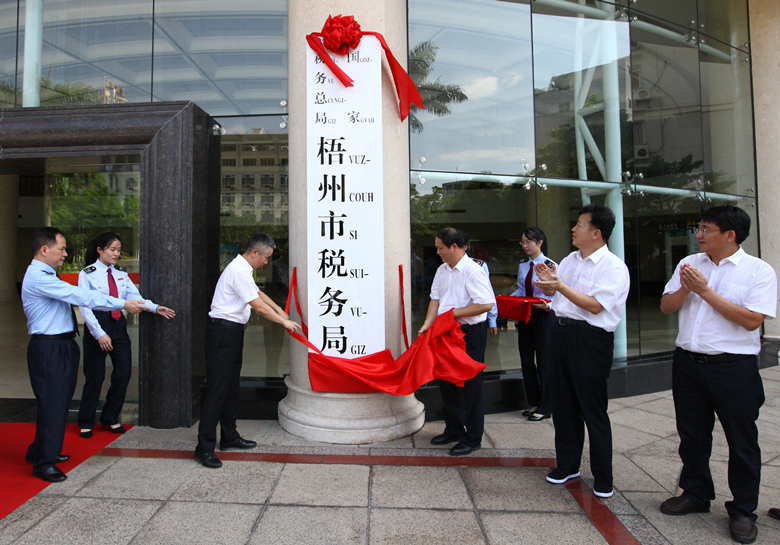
[4,366,780,544]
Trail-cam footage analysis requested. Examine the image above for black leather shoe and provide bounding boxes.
[33,466,67,483]
[102,423,126,434]
[449,442,481,456]
[430,433,460,446]
[194,450,222,468]
[729,515,757,544]
[25,453,70,463]
[219,437,257,450]
[80,429,93,439]
[660,495,710,516]
[768,507,780,521]
[528,413,550,421]
[521,408,536,417]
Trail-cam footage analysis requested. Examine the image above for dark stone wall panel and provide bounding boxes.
[0,102,218,429]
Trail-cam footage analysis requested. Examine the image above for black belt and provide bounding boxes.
[31,331,78,340]
[556,316,605,333]
[680,349,752,364]
[461,321,486,330]
[210,318,248,330]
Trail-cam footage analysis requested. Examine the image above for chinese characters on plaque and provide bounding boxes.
[307,36,385,358]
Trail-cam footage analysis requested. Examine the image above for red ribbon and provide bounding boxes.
[306,14,423,121]
[284,266,484,394]
[495,295,551,324]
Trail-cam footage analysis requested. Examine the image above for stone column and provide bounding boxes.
[749,0,780,339]
[0,175,20,302]
[280,0,425,443]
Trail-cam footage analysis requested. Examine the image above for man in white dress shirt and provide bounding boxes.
[658,205,776,544]
[419,228,496,456]
[534,204,630,499]
[195,233,301,468]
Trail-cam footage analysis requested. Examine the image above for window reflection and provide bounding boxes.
[409,0,759,368]
[16,0,153,106]
[629,15,704,192]
[217,116,290,378]
[697,0,749,51]
[628,0,697,31]
[409,0,536,176]
[531,8,632,183]
[410,171,531,372]
[699,38,755,197]
[153,0,288,115]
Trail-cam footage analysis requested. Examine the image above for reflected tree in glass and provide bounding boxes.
[49,172,138,271]
[0,77,102,108]
[408,41,468,133]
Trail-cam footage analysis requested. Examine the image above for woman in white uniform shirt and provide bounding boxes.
[511,227,556,421]
[77,232,175,437]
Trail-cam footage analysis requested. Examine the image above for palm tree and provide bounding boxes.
[408,40,467,132]
[0,77,102,108]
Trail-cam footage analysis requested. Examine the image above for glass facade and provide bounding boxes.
[216,116,291,378]
[409,0,755,371]
[0,0,288,113]
[0,0,757,384]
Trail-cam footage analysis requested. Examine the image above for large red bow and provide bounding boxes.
[306,14,423,122]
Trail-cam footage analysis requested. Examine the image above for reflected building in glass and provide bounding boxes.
[0,0,778,419]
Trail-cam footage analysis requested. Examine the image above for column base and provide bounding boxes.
[278,376,425,444]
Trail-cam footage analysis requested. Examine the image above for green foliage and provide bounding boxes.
[50,172,139,271]
[0,77,102,108]
[219,212,289,255]
[408,41,468,133]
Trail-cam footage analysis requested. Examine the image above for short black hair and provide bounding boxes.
[246,232,276,254]
[31,227,64,256]
[579,203,616,242]
[700,205,750,244]
[436,227,468,249]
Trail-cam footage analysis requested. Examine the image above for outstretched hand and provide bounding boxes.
[124,300,149,314]
[156,306,176,319]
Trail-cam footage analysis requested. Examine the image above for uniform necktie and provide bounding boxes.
[107,268,121,320]
[524,262,534,297]
[56,272,80,335]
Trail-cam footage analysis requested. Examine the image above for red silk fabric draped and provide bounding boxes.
[284,267,485,395]
[495,295,550,324]
[305,15,423,121]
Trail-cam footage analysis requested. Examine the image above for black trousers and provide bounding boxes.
[550,320,614,490]
[672,347,764,520]
[26,337,80,472]
[197,320,245,453]
[517,309,554,415]
[78,313,132,428]
[439,320,487,447]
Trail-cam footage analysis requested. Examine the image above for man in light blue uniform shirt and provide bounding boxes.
[22,227,147,482]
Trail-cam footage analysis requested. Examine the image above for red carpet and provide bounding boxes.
[0,423,128,520]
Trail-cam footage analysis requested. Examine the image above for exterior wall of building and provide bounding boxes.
[750,0,780,339]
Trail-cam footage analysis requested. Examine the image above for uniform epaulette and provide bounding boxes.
[42,269,55,275]
[519,257,530,263]
[114,265,127,272]
[83,266,97,273]
[471,258,485,267]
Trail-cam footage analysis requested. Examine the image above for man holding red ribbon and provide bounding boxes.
[419,228,496,456]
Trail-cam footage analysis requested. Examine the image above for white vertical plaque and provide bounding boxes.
[307,36,385,358]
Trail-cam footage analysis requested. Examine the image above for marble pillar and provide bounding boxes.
[749,0,780,340]
[0,175,20,302]
[279,0,425,443]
